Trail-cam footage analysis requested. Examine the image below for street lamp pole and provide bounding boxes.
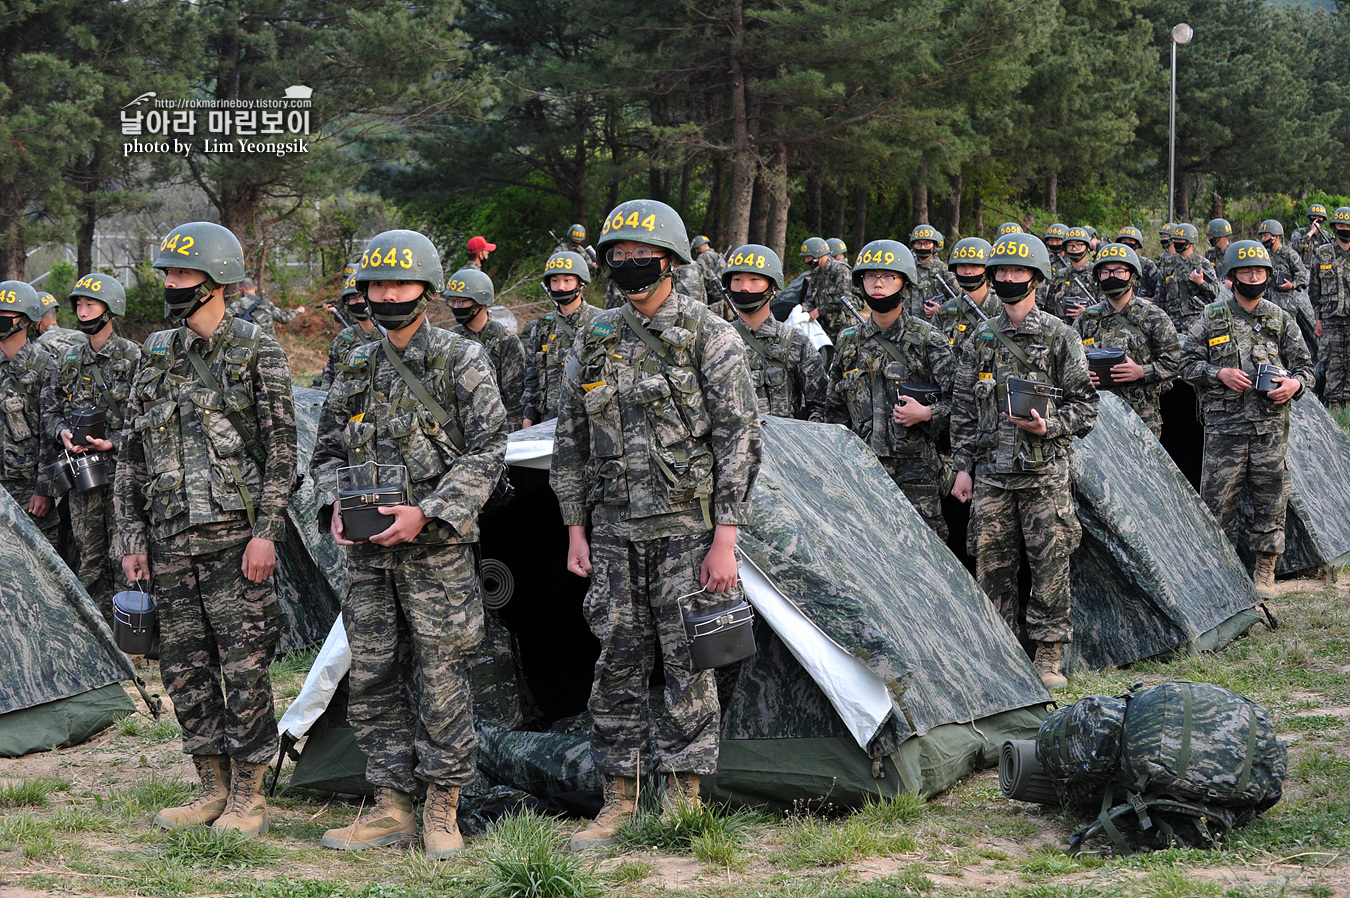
[1169,23,1193,224]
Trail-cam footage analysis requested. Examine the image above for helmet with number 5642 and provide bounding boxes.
[356,229,445,293]
[721,244,783,291]
[988,233,1053,280]
[152,222,246,285]
[596,199,692,263]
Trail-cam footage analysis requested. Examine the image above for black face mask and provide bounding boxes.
[956,273,985,292]
[1335,228,1350,243]
[1065,247,1088,262]
[451,303,481,325]
[992,279,1034,303]
[345,299,371,322]
[368,294,427,330]
[76,310,113,334]
[1235,278,1268,299]
[866,292,903,314]
[728,289,772,313]
[0,315,26,341]
[164,281,215,321]
[1172,241,1190,253]
[607,258,668,295]
[1046,242,1064,255]
[1099,276,1132,299]
[1259,238,1275,251]
[543,283,582,307]
[913,249,933,262]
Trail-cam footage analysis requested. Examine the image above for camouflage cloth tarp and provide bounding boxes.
[1066,393,1263,671]
[1268,394,1350,574]
[0,485,138,755]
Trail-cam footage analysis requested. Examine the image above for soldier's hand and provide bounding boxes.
[296,306,306,314]
[28,494,51,517]
[1111,356,1146,383]
[1217,367,1252,392]
[1005,408,1049,435]
[61,429,89,454]
[566,525,592,577]
[700,525,739,594]
[923,299,940,319]
[85,436,113,452]
[1315,319,1324,338]
[122,553,150,583]
[808,308,819,321]
[522,418,533,429]
[1087,369,1101,387]
[330,500,360,546]
[241,537,276,583]
[1188,269,1204,285]
[1267,376,1300,404]
[893,396,932,427]
[369,504,429,547]
[951,471,973,503]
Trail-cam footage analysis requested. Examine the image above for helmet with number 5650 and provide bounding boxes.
[851,239,917,290]
[596,199,692,263]
[152,222,246,285]
[721,244,783,291]
[356,229,445,293]
[988,233,1053,280]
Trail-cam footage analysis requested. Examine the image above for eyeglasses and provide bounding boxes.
[1233,269,1268,282]
[606,247,666,265]
[1098,267,1132,278]
[861,272,901,285]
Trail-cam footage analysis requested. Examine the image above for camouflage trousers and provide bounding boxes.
[467,607,534,729]
[69,483,129,623]
[152,537,282,764]
[2,480,59,548]
[879,456,949,541]
[584,528,731,778]
[969,472,1080,644]
[1322,317,1350,406]
[343,543,484,792]
[1200,429,1290,556]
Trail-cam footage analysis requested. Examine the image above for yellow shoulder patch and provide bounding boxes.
[1209,335,1230,347]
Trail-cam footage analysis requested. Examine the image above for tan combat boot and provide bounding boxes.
[153,755,231,829]
[211,761,270,838]
[569,775,637,851]
[422,784,464,860]
[321,788,417,850]
[1253,552,1279,599]
[660,772,702,821]
[1034,642,1069,691]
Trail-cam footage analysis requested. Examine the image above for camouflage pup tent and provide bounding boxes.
[0,487,141,756]
[282,417,1051,811]
[1271,393,1350,574]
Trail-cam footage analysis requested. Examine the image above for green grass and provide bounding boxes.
[0,774,71,808]
[775,814,920,868]
[102,774,195,821]
[618,797,769,864]
[151,826,283,868]
[474,808,606,898]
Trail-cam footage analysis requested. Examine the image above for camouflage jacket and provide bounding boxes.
[827,314,955,467]
[1180,298,1315,435]
[1044,260,1101,321]
[452,317,526,432]
[319,323,379,392]
[950,306,1098,486]
[521,301,600,423]
[1204,245,1225,270]
[1291,224,1333,267]
[1073,294,1180,423]
[0,340,56,491]
[42,332,141,459]
[35,325,84,358]
[554,241,599,275]
[1269,243,1309,293]
[1309,240,1350,320]
[800,258,855,339]
[732,313,828,422]
[696,249,728,296]
[1135,255,1162,299]
[1157,251,1220,334]
[935,291,1002,359]
[912,257,958,306]
[226,294,299,337]
[310,318,507,552]
[550,290,761,540]
[900,283,933,321]
[673,263,707,304]
[115,314,297,555]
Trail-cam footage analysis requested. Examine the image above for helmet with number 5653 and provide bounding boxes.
[152,222,246,285]
[988,233,1053,280]
[851,239,917,290]
[356,229,445,293]
[721,244,783,291]
[543,251,592,285]
[1220,240,1274,280]
[596,199,692,263]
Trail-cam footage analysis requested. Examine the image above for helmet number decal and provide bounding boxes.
[0,290,17,304]
[159,233,195,256]
[1099,245,1128,259]
[76,276,102,291]
[1235,245,1269,262]
[857,248,896,265]
[360,246,414,269]
[729,251,766,268]
[545,256,575,271]
[601,210,658,236]
[951,245,985,260]
[447,279,468,293]
[992,241,1030,259]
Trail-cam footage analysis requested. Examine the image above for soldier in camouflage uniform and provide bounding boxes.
[1073,244,1181,437]
[34,294,84,358]
[1310,207,1350,409]
[723,244,828,422]
[949,233,1099,690]
[935,238,1002,358]
[692,235,728,297]
[828,240,954,538]
[311,229,507,859]
[1043,224,1069,278]
[1204,219,1233,270]
[555,223,600,279]
[444,268,526,432]
[1291,202,1333,268]
[827,237,850,266]
[0,281,59,545]
[522,251,601,427]
[551,199,761,850]
[799,236,855,341]
[1116,227,1161,300]
[905,224,959,322]
[41,274,141,618]
[1157,223,1220,334]
[1180,240,1314,596]
[116,222,297,839]
[1257,220,1317,363]
[319,274,379,391]
[1043,226,1098,323]
[1156,222,1176,268]
[226,279,305,339]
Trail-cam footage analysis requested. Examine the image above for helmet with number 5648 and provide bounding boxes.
[596,199,692,263]
[721,244,783,291]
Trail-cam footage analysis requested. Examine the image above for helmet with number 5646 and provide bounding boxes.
[151,222,246,285]
[356,229,445,293]
[851,239,917,289]
[596,199,692,263]
[988,233,1053,280]
[721,244,783,291]
[69,273,127,316]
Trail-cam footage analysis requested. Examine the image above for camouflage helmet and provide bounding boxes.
[1043,223,1068,242]
[1256,220,1284,238]
[567,223,587,243]
[1220,240,1274,280]
[1160,222,1176,237]
[1170,223,1200,245]
[1206,218,1233,240]
[341,252,361,279]
[543,250,593,286]
[721,244,784,291]
[36,292,58,317]
[1116,226,1146,246]
[909,224,942,245]
[1092,243,1143,279]
[998,222,1024,237]
[799,236,830,260]
[0,280,48,322]
[947,237,994,271]
[597,199,692,264]
[340,273,360,299]
[1064,226,1091,246]
[152,222,246,285]
[826,237,848,257]
[988,233,1053,280]
[356,229,445,293]
[690,235,712,253]
[443,267,495,307]
[1332,207,1350,229]
[1308,203,1328,221]
[851,240,917,290]
[69,273,127,316]
[1083,225,1098,239]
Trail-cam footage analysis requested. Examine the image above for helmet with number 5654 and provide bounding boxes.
[851,239,917,290]
[151,222,246,285]
[946,237,994,271]
[1220,240,1274,280]
[356,229,445,293]
[596,199,692,264]
[721,244,783,291]
[988,233,1053,280]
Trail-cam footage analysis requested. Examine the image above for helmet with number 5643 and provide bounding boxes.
[988,233,1053,280]
[152,222,246,285]
[356,229,445,293]
[851,240,917,289]
[721,244,783,291]
[596,199,691,263]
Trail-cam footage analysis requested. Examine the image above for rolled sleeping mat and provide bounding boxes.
[999,739,1061,806]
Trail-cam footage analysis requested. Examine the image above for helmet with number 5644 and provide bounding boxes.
[721,244,783,291]
[596,199,692,263]
[988,233,1053,280]
[851,239,917,289]
[356,229,445,293]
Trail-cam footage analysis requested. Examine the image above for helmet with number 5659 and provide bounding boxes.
[721,244,783,291]
[988,233,1053,280]
[151,222,246,285]
[851,239,917,290]
[356,229,445,293]
[596,199,692,263]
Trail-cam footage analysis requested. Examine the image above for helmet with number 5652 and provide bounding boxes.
[356,229,445,293]
[596,199,692,264]
[443,267,496,307]
[988,233,1053,280]
[851,239,917,290]
[151,222,246,285]
[721,244,783,291]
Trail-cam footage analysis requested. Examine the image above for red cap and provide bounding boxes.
[467,236,496,253]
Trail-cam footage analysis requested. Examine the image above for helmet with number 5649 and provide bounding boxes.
[596,199,692,263]
[356,229,445,293]
[988,233,1053,280]
[851,239,917,290]
[721,244,783,291]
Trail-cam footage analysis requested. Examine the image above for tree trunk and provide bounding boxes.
[1210,191,1224,220]
[914,165,929,226]
[974,195,985,238]
[1178,174,1192,222]
[852,183,868,250]
[704,155,724,244]
[677,159,692,224]
[765,144,789,260]
[947,171,963,239]
[725,1,755,248]
[806,174,822,234]
[1047,168,1058,216]
[748,172,768,245]
[831,188,847,239]
[76,200,96,278]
